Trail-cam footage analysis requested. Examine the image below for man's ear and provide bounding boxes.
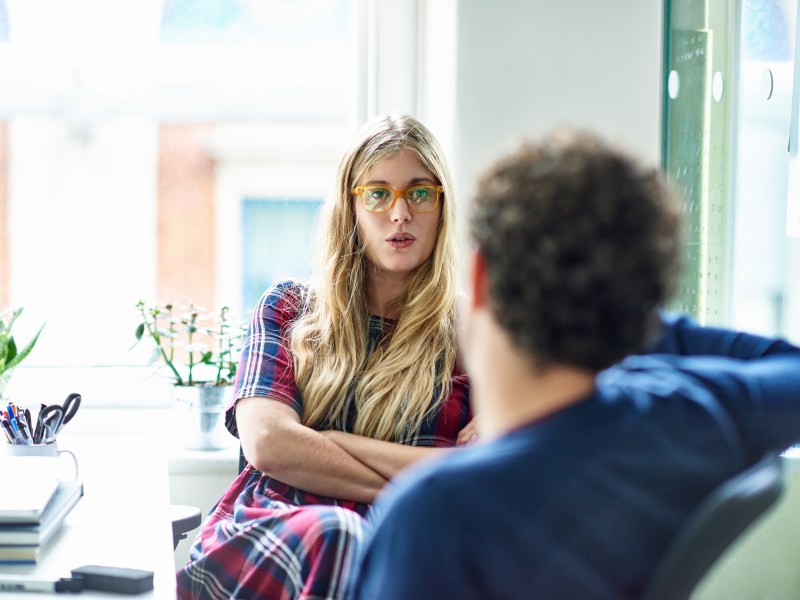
[469,248,490,310]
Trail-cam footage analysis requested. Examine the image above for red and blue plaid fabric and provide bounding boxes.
[176,281,471,599]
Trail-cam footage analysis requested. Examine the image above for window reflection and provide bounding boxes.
[160,0,347,44]
[732,0,799,336]
[742,0,791,60]
[0,0,8,42]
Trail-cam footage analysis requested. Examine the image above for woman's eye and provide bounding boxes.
[369,188,390,199]
[408,188,431,202]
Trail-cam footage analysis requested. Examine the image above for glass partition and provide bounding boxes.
[663,0,735,324]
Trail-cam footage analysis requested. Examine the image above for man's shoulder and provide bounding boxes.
[376,440,530,518]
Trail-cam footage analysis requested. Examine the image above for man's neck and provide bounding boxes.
[476,364,597,440]
[468,315,596,440]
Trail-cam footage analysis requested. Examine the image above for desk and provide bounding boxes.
[0,434,177,599]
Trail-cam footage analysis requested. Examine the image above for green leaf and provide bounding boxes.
[4,322,44,372]
[135,323,145,341]
[147,347,162,365]
[6,307,22,330]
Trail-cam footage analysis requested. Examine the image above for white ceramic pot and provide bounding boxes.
[173,385,232,450]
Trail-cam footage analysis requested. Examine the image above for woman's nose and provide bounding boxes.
[389,195,412,222]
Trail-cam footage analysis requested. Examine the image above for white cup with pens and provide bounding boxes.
[0,394,82,480]
[0,439,79,481]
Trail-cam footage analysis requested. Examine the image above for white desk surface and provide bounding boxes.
[0,434,177,599]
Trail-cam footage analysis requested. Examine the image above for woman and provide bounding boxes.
[176,113,472,600]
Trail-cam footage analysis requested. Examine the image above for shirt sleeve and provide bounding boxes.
[225,280,304,437]
[641,313,800,453]
[648,312,800,359]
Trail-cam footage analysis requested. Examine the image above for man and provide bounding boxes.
[349,131,800,599]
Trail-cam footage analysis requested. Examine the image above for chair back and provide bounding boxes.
[642,453,785,600]
[238,444,248,473]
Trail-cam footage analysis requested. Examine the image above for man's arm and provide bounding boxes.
[648,313,800,359]
[645,316,800,454]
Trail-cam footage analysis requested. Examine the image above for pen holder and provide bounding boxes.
[0,441,79,481]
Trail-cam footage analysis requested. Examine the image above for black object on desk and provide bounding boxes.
[0,565,154,595]
[71,565,154,595]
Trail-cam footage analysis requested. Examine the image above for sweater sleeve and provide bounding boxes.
[225,280,305,437]
[647,312,800,359]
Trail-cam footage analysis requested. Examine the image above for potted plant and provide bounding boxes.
[0,307,44,401]
[133,301,246,450]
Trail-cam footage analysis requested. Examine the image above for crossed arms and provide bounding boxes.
[236,397,476,504]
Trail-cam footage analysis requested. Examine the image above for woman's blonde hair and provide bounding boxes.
[289,112,458,442]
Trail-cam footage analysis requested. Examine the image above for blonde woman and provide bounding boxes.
[176,113,472,600]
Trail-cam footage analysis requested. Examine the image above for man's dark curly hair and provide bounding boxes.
[470,130,682,372]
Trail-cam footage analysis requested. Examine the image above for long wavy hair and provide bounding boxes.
[289,113,459,442]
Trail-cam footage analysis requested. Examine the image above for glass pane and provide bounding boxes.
[663,0,735,324]
[0,0,353,368]
[731,0,800,338]
[241,198,321,311]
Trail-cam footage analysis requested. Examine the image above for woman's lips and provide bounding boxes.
[387,233,415,249]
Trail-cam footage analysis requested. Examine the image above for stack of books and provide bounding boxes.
[0,459,83,565]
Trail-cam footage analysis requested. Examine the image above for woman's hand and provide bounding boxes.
[321,430,452,480]
[456,417,480,446]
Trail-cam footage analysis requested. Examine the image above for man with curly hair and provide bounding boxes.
[349,131,800,599]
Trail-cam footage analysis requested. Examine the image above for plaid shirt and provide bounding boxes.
[177,280,471,599]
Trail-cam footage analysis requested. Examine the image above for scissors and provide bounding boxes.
[34,393,82,444]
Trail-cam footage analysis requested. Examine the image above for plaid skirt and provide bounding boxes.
[176,467,367,600]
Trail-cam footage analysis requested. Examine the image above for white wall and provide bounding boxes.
[450,0,663,205]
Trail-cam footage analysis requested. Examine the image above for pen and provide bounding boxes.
[0,417,12,443]
[0,574,82,593]
[8,417,27,445]
[32,404,45,444]
[32,416,43,444]
[16,409,32,442]
[16,417,32,445]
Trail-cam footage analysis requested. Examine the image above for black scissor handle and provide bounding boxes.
[60,393,82,426]
[38,404,65,444]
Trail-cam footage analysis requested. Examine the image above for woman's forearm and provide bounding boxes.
[257,424,389,502]
[237,397,388,503]
[322,430,452,480]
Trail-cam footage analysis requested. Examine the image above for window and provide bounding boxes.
[0,0,353,378]
[663,0,800,340]
[241,198,321,311]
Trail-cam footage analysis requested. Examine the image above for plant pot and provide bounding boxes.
[174,385,232,451]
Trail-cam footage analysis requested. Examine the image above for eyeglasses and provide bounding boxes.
[352,185,443,213]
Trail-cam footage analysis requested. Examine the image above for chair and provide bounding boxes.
[642,452,785,600]
[170,447,245,550]
[171,503,203,550]
[238,444,247,474]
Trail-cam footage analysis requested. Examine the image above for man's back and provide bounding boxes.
[351,319,800,599]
